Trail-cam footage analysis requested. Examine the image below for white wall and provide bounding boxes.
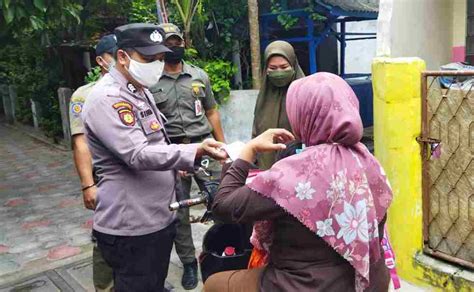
[339,20,377,74]
[377,0,454,70]
[452,0,467,47]
[220,90,258,143]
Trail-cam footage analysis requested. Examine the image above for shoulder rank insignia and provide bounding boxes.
[112,101,135,126]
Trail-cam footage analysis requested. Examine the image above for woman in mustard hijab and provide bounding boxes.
[252,40,305,169]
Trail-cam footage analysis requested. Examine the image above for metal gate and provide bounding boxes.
[419,71,474,269]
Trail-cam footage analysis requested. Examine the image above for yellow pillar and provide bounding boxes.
[372,58,474,291]
[372,57,426,281]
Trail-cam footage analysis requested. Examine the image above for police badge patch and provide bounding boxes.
[149,120,161,131]
[113,101,136,126]
[119,109,136,126]
[70,102,83,116]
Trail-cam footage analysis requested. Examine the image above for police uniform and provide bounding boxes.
[150,24,222,272]
[69,34,117,292]
[82,24,199,292]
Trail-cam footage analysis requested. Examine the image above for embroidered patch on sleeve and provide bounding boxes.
[112,101,133,110]
[70,102,83,116]
[118,109,136,126]
[112,101,135,126]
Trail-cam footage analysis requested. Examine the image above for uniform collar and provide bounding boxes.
[109,67,143,96]
[161,61,192,79]
[109,67,129,87]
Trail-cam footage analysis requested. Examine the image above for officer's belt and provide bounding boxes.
[170,134,211,144]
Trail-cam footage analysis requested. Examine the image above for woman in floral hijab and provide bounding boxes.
[204,73,392,292]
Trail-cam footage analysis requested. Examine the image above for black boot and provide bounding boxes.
[181,259,198,290]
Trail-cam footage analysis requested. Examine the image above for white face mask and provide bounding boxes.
[124,52,164,88]
[98,57,115,72]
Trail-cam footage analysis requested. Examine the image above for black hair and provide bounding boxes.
[275,140,303,161]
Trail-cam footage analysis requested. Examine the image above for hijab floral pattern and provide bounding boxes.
[247,73,393,291]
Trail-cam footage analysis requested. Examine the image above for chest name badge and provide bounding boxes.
[195,100,203,116]
[139,109,153,119]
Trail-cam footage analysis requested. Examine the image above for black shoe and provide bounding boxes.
[181,260,198,290]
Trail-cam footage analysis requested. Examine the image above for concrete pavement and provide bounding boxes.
[0,124,208,291]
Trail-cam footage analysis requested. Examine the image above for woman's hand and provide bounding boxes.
[239,129,295,163]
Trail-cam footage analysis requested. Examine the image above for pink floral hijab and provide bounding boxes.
[247,73,393,291]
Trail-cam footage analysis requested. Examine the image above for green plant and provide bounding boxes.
[184,48,235,103]
[85,66,102,84]
[271,0,298,30]
[0,39,64,138]
[203,60,236,103]
[171,0,203,47]
[270,0,326,30]
[128,0,158,23]
[0,0,83,43]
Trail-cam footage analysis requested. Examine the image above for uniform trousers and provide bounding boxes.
[172,134,222,265]
[93,223,176,292]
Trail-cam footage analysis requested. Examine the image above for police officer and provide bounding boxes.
[150,23,225,289]
[69,34,116,292]
[82,23,227,292]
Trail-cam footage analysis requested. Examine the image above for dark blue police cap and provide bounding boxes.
[114,23,171,56]
[95,34,117,56]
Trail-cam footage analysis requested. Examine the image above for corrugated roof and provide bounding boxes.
[321,0,379,12]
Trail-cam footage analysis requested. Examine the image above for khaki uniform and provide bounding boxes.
[150,62,216,139]
[68,80,114,291]
[69,82,96,135]
[150,62,221,265]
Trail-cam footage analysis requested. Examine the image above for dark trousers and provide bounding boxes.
[175,156,222,265]
[93,223,176,292]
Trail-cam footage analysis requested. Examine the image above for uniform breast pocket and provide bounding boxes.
[138,115,164,136]
[153,91,169,104]
[190,81,206,99]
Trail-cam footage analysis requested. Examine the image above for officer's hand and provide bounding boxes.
[83,186,97,210]
[197,138,228,161]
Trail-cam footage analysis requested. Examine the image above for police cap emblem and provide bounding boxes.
[150,30,162,43]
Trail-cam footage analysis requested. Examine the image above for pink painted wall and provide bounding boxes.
[451,46,465,62]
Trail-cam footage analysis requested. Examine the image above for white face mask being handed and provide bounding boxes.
[124,51,164,88]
